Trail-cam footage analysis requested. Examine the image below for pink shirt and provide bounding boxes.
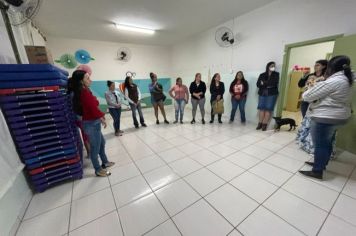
[169,85,189,100]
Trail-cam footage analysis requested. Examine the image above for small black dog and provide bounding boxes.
[273,117,297,131]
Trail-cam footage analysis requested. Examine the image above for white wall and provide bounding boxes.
[172,0,356,123]
[46,37,172,80]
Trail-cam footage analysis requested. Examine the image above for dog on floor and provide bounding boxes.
[272,117,297,131]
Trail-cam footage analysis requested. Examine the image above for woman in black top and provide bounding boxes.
[298,59,327,118]
[229,71,249,123]
[189,73,207,124]
[256,62,279,131]
[210,73,225,123]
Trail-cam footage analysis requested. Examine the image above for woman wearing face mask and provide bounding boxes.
[210,73,225,123]
[169,77,189,124]
[256,62,279,131]
[105,80,123,136]
[299,56,353,180]
[298,60,328,118]
[229,71,249,123]
[149,72,169,124]
[189,73,206,124]
[71,70,115,177]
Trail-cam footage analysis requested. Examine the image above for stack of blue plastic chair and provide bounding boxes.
[0,64,83,192]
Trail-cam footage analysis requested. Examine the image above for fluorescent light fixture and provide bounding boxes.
[115,24,155,34]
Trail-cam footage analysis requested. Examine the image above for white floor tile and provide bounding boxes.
[149,141,174,153]
[207,159,245,181]
[237,206,304,236]
[167,136,190,146]
[343,172,356,199]
[255,140,284,152]
[331,194,356,226]
[277,147,312,162]
[135,155,166,173]
[319,214,356,236]
[336,151,356,166]
[263,189,328,235]
[69,211,123,236]
[144,166,180,191]
[207,144,237,157]
[17,204,70,236]
[72,176,110,201]
[230,172,278,203]
[155,179,201,216]
[249,162,293,186]
[184,168,225,196]
[169,158,203,177]
[24,182,73,220]
[119,193,169,236]
[241,145,274,160]
[227,152,261,169]
[144,220,181,236]
[301,170,349,192]
[181,132,205,141]
[227,230,243,236]
[188,149,222,166]
[109,163,141,186]
[70,188,116,231]
[157,148,186,163]
[173,199,233,236]
[177,142,203,155]
[235,134,262,144]
[282,175,339,211]
[194,137,218,148]
[205,184,258,226]
[112,175,152,207]
[265,153,305,173]
[326,160,354,177]
[222,138,251,150]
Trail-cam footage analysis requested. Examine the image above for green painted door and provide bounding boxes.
[332,34,356,154]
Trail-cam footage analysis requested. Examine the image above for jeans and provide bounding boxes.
[108,107,121,132]
[230,98,246,122]
[310,120,338,173]
[129,103,145,126]
[174,99,186,121]
[300,101,309,118]
[191,98,205,120]
[83,119,109,172]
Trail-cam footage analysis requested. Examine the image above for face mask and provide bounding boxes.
[270,67,275,72]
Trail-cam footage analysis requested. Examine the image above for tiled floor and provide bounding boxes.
[15,107,356,236]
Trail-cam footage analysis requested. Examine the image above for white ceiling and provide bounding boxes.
[34,0,275,46]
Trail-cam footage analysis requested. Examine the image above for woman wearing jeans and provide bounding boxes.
[124,76,147,128]
[189,73,206,124]
[72,70,115,177]
[169,77,189,124]
[229,71,249,124]
[105,80,123,136]
[299,56,353,180]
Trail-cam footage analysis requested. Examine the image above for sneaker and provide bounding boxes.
[164,120,169,124]
[202,119,205,124]
[180,120,183,124]
[173,120,178,124]
[191,119,196,124]
[102,161,115,169]
[141,123,147,127]
[95,168,111,177]
[156,120,160,125]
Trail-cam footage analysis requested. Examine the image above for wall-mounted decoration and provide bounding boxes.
[76,64,92,75]
[74,49,95,64]
[55,53,77,69]
[117,47,131,62]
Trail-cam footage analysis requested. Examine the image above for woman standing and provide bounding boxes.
[299,56,353,180]
[169,77,189,124]
[256,62,279,131]
[105,81,123,136]
[124,76,147,128]
[189,73,206,124]
[229,71,249,123]
[210,73,225,124]
[72,70,115,177]
[149,72,169,124]
[298,60,328,118]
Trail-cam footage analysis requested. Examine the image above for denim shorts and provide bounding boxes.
[257,95,278,111]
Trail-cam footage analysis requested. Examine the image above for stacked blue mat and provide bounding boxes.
[0,64,83,192]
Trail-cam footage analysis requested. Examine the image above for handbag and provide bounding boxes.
[212,99,224,114]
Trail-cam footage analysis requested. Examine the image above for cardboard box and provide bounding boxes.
[25,46,54,64]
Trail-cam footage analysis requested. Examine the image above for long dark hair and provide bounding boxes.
[325,55,353,86]
[107,80,114,88]
[265,61,275,73]
[211,73,220,83]
[315,59,328,75]
[71,70,87,115]
[124,76,131,88]
[232,71,247,84]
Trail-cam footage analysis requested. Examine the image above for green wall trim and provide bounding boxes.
[276,34,344,116]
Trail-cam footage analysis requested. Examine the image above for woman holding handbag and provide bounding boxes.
[210,73,225,123]
[149,72,169,124]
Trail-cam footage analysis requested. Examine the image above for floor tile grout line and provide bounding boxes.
[66,181,74,234]
[107,177,126,236]
[315,164,356,235]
